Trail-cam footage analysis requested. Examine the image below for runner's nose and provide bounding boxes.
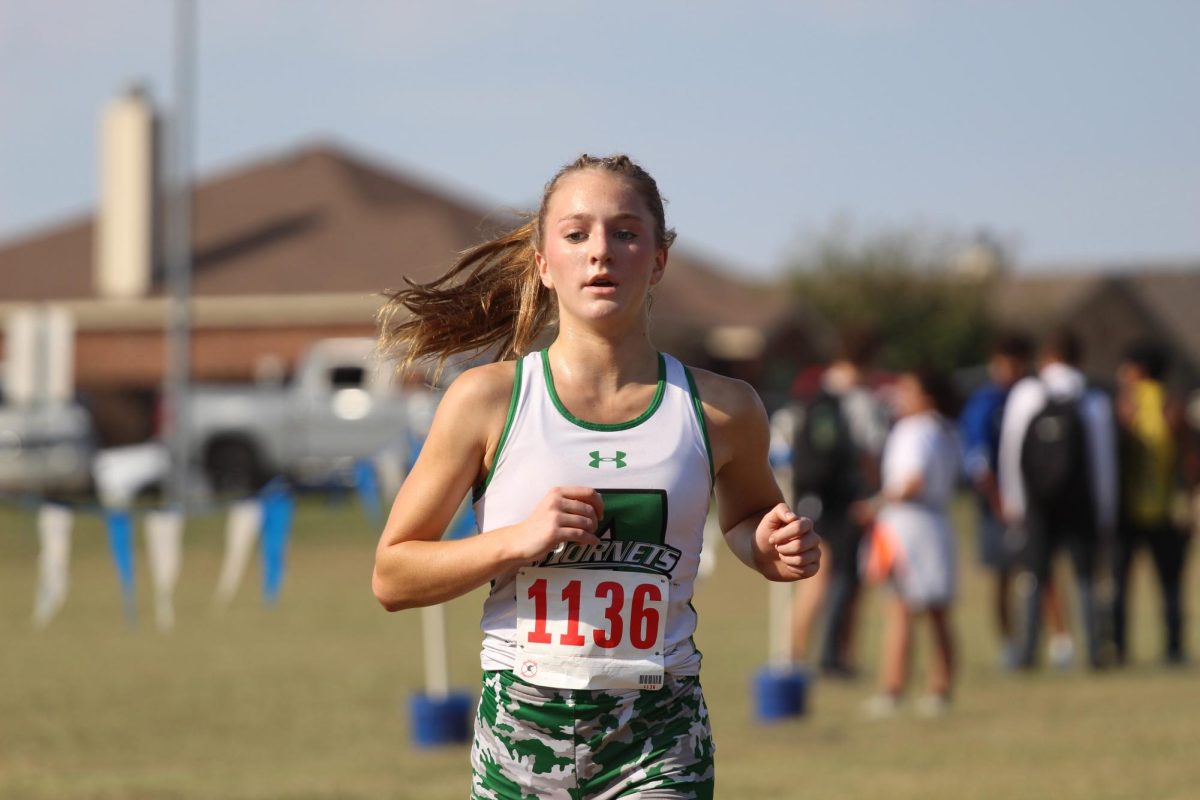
[589,234,611,264]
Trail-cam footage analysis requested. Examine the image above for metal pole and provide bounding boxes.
[164,0,195,508]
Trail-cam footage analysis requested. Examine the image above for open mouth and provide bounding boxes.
[587,276,617,288]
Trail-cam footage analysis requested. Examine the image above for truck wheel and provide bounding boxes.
[205,438,264,495]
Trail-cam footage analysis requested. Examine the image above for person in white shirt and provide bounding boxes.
[861,367,960,717]
[997,330,1117,669]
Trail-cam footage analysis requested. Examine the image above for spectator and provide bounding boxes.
[998,330,1117,670]
[959,333,1031,667]
[861,366,959,717]
[959,333,1075,668]
[1112,342,1196,665]
[788,328,889,676]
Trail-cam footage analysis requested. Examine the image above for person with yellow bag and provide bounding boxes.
[1112,342,1198,666]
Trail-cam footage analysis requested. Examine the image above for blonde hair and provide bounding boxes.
[378,154,675,376]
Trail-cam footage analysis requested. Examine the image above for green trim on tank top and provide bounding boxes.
[473,357,524,502]
[682,365,715,486]
[540,349,667,432]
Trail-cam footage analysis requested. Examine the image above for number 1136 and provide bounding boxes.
[526,577,662,650]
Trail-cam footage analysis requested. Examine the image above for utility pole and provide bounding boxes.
[164,0,195,508]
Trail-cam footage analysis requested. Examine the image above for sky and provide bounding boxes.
[1,0,1197,278]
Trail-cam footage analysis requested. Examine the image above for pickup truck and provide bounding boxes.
[186,338,416,493]
[0,398,95,495]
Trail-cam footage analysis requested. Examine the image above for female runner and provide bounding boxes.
[372,154,821,799]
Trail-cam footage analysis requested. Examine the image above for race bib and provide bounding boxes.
[515,566,669,691]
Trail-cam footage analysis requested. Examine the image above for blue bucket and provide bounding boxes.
[409,692,474,747]
[753,666,809,722]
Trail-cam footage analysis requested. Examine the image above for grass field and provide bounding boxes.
[1,498,1198,799]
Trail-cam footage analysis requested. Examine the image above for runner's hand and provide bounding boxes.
[506,486,604,562]
[756,503,820,580]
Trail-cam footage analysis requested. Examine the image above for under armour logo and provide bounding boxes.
[588,450,627,469]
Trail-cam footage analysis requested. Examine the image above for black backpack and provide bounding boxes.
[1020,393,1090,507]
[792,390,856,512]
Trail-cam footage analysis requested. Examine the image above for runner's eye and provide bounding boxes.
[565,231,587,243]
[615,230,637,241]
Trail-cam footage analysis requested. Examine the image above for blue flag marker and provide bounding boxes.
[104,509,137,625]
[353,458,383,527]
[260,482,295,606]
[405,430,424,471]
[445,502,477,540]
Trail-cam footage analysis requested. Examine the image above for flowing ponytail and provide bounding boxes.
[377,153,674,377]
[377,218,552,377]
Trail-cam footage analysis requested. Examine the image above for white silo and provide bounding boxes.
[95,86,158,300]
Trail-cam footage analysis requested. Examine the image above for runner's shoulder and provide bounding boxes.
[684,366,767,431]
[435,361,519,432]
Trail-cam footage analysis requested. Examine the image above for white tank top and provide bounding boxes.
[474,349,713,679]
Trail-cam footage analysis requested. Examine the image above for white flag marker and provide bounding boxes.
[145,509,184,631]
[213,499,262,608]
[768,580,795,670]
[374,448,407,504]
[421,603,450,699]
[33,504,73,628]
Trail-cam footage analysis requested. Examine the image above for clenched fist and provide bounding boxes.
[755,503,821,581]
[503,486,605,562]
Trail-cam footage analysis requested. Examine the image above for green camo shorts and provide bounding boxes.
[470,670,715,799]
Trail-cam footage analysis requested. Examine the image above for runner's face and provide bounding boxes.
[535,170,667,326]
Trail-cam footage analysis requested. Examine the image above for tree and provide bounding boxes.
[786,221,998,375]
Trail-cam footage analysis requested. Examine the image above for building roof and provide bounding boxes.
[1123,270,1200,374]
[985,271,1105,332]
[986,264,1200,382]
[0,143,787,335]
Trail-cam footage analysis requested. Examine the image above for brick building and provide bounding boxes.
[0,144,793,445]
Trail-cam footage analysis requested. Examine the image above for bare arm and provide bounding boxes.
[372,363,602,611]
[692,369,821,582]
[885,473,925,503]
